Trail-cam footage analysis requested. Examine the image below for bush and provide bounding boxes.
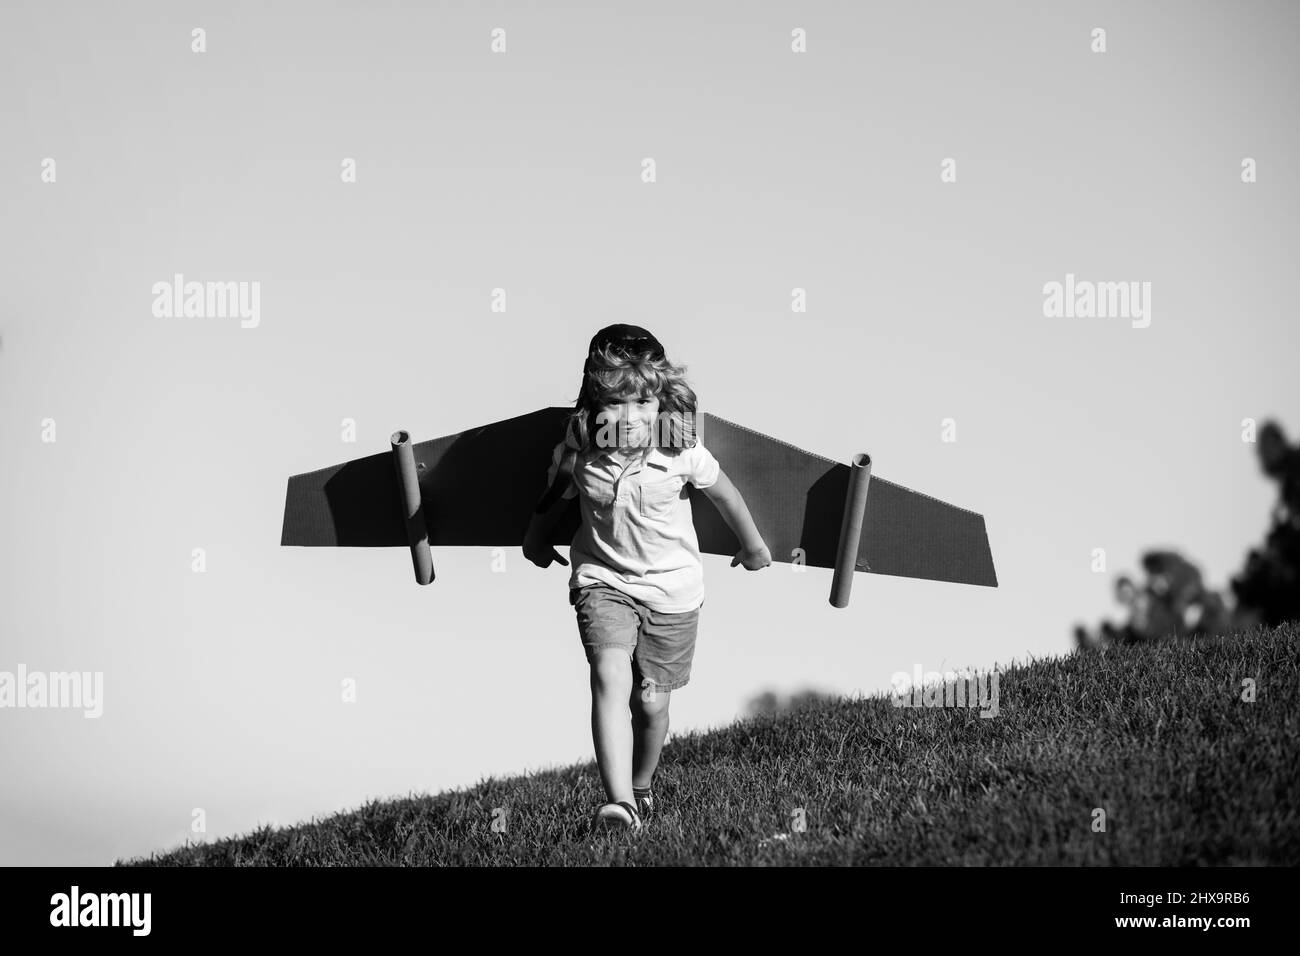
[1075,418,1300,648]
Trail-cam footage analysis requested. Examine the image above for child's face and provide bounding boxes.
[596,392,661,450]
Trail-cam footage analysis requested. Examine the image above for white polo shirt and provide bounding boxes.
[546,438,721,613]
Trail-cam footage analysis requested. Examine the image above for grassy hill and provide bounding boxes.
[119,621,1300,866]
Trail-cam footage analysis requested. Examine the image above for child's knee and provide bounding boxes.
[589,647,633,689]
[633,685,671,721]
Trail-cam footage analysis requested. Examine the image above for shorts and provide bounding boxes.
[570,582,703,693]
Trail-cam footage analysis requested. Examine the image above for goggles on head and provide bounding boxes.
[584,325,665,370]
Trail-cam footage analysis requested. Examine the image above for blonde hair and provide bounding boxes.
[563,340,697,455]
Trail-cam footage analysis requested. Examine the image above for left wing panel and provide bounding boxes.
[280,407,578,547]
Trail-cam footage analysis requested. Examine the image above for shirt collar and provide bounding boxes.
[595,444,674,475]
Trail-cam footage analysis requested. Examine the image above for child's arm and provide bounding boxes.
[702,469,771,570]
[523,441,576,569]
[523,497,571,568]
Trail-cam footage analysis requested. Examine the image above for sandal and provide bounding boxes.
[590,800,643,833]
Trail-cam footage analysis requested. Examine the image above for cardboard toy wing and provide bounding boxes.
[280,407,998,605]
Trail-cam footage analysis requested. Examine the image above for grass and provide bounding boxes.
[118,621,1300,866]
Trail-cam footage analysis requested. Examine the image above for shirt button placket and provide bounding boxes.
[612,453,644,505]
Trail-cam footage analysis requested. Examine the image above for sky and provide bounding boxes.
[1,0,1297,866]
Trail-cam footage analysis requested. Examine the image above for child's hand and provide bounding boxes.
[523,523,570,569]
[730,543,772,571]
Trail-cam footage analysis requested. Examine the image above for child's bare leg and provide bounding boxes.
[630,683,671,790]
[589,647,635,805]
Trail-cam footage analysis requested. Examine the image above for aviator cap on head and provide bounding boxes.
[582,324,665,375]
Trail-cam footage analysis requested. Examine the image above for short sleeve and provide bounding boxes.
[685,440,720,490]
[545,441,578,500]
